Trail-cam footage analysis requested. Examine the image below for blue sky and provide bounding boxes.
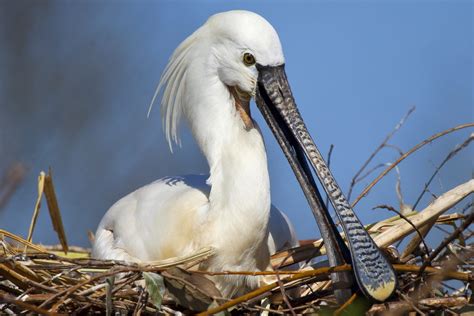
[0,1,472,247]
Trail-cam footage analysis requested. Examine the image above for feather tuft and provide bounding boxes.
[148,32,198,152]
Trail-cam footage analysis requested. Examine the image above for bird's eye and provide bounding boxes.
[242,53,256,66]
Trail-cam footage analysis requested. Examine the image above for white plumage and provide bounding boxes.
[93,10,298,297]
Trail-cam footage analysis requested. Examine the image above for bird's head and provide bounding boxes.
[205,10,284,100]
[150,10,291,146]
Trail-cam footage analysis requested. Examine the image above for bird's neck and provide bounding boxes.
[187,79,271,268]
[207,121,271,272]
[207,123,271,223]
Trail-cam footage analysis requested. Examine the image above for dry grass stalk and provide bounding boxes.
[26,172,46,246]
[26,169,68,253]
[367,296,468,315]
[43,169,68,253]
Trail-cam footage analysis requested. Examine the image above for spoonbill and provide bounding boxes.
[93,10,396,301]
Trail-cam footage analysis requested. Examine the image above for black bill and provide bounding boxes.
[255,64,396,302]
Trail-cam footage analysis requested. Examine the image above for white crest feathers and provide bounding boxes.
[148,31,199,152]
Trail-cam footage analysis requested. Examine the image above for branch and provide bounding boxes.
[418,210,474,277]
[367,296,468,315]
[372,204,429,260]
[325,144,334,207]
[352,123,474,207]
[347,106,415,200]
[412,133,473,211]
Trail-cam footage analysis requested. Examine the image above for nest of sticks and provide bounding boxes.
[1,118,473,315]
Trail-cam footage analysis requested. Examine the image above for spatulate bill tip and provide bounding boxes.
[362,277,397,302]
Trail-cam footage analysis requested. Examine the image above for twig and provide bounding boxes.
[368,296,468,314]
[394,264,471,281]
[106,276,115,316]
[352,122,474,207]
[273,249,298,315]
[412,133,473,211]
[353,162,390,189]
[347,106,415,201]
[42,245,90,253]
[272,268,296,316]
[418,211,474,277]
[397,290,426,316]
[383,144,404,156]
[333,293,357,316]
[373,204,429,260]
[325,144,334,207]
[0,292,58,316]
[132,286,145,316]
[242,302,285,314]
[0,229,48,253]
[161,305,182,315]
[401,221,436,260]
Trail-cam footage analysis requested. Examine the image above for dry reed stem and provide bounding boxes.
[0,229,48,253]
[43,169,68,253]
[373,179,473,247]
[367,296,468,314]
[26,172,45,246]
[25,169,68,253]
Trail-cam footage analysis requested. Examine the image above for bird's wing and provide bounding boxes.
[92,175,210,261]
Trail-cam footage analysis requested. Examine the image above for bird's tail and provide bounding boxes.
[92,228,138,262]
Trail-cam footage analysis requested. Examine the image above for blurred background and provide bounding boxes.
[0,0,472,248]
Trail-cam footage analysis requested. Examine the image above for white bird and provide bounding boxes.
[93,9,396,302]
[93,10,298,298]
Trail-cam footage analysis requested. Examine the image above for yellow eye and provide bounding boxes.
[242,52,256,66]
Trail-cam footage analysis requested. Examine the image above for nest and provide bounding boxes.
[1,121,473,315]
